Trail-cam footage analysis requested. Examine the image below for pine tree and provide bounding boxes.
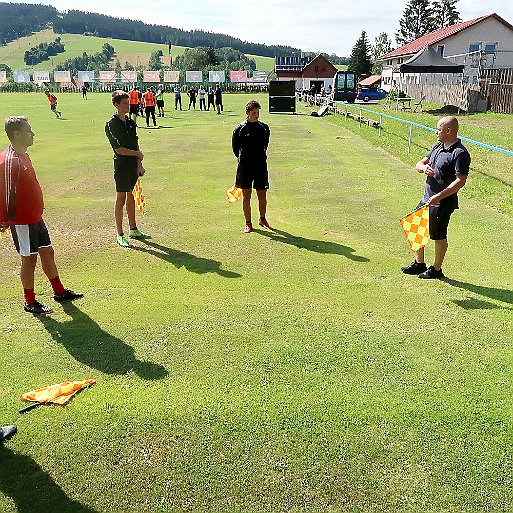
[432,0,461,29]
[372,32,393,73]
[395,0,434,46]
[348,31,373,78]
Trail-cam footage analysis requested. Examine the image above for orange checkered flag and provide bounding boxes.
[227,184,242,204]
[400,206,430,252]
[133,178,145,214]
[0,226,11,240]
[19,379,96,413]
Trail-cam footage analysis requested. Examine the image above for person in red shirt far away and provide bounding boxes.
[44,90,61,118]
[0,116,83,315]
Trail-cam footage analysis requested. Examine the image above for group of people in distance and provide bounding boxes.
[0,82,470,318]
[173,84,223,113]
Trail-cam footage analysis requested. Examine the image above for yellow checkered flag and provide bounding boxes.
[226,184,242,204]
[400,206,430,252]
[132,179,145,214]
[0,226,11,240]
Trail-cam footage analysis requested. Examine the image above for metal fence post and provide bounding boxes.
[408,123,413,154]
[379,114,382,136]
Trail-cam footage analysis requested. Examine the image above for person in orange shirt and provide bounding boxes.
[143,87,157,127]
[128,86,140,123]
[44,90,61,118]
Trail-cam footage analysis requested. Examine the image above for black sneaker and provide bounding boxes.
[401,260,427,275]
[24,300,53,315]
[418,266,444,280]
[0,425,17,443]
[54,289,84,302]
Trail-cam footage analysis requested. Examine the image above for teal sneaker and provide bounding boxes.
[129,229,151,239]
[116,234,132,248]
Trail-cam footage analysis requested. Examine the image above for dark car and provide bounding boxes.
[356,87,388,102]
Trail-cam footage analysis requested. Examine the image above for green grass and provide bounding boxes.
[0,92,512,512]
[0,29,272,72]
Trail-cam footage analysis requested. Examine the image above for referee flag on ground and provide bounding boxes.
[133,179,145,214]
[20,379,96,406]
[400,206,430,252]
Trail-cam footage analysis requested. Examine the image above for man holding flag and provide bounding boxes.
[401,116,470,279]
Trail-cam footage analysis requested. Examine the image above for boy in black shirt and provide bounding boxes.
[105,91,151,248]
[232,100,271,232]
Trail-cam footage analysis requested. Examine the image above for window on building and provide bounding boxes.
[468,42,481,53]
[484,42,497,54]
[437,45,444,57]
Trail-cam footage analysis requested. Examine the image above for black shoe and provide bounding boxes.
[54,289,84,302]
[401,260,427,275]
[418,266,444,280]
[0,425,17,443]
[24,300,53,315]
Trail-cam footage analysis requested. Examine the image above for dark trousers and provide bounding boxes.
[199,98,206,110]
[175,96,182,110]
[145,106,156,126]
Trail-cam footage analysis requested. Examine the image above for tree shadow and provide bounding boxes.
[37,302,168,380]
[443,278,513,308]
[0,446,99,513]
[254,228,370,262]
[134,240,242,278]
[443,278,513,304]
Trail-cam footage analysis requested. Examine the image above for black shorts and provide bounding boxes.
[236,164,269,190]
[11,220,52,257]
[156,100,164,108]
[416,201,455,240]
[114,162,138,192]
[129,104,139,115]
[50,104,57,111]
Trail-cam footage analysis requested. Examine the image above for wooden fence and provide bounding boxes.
[479,68,513,114]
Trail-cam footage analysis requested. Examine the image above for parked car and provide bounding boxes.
[356,87,388,102]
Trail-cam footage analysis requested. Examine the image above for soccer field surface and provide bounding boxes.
[0,92,512,512]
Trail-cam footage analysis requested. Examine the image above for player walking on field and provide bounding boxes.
[105,90,151,248]
[0,116,83,315]
[44,90,61,118]
[401,116,471,279]
[232,100,271,233]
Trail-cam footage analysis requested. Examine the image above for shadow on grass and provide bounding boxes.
[254,228,370,262]
[37,302,168,380]
[0,446,99,513]
[443,278,513,309]
[134,240,242,278]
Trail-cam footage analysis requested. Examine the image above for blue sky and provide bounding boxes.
[8,0,513,56]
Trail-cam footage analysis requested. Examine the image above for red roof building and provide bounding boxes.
[275,54,337,92]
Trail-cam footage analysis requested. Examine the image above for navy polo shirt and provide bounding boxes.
[421,138,471,209]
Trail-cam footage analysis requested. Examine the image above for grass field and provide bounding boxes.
[0,92,512,513]
[0,29,273,72]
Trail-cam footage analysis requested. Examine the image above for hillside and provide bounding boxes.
[0,29,276,72]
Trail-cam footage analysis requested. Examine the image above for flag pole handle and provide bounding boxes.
[19,402,41,414]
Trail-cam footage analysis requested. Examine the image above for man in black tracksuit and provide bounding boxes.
[232,100,271,233]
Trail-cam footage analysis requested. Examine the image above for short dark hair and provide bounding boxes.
[4,116,29,141]
[112,90,129,105]
[246,100,261,114]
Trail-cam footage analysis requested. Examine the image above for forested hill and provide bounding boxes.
[0,3,301,58]
[53,10,300,57]
[0,3,58,45]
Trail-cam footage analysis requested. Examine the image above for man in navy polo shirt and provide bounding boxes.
[402,116,471,279]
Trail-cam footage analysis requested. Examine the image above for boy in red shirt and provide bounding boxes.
[44,90,61,118]
[0,116,82,315]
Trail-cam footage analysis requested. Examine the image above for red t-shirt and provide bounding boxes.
[0,146,44,225]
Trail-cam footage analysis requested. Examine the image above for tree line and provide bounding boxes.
[53,9,301,59]
[0,3,57,46]
[54,42,115,75]
[24,37,65,65]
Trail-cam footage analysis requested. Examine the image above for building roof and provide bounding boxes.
[359,75,381,86]
[380,13,513,60]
